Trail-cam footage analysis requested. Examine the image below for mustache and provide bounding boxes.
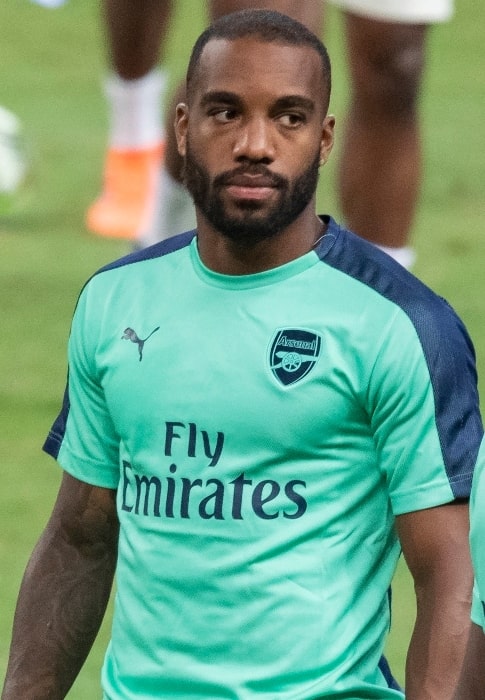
[212,165,288,190]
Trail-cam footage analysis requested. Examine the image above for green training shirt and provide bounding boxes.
[45,216,483,699]
[470,439,485,631]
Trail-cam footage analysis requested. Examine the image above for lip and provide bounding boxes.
[225,174,277,188]
[225,184,276,201]
[223,174,278,201]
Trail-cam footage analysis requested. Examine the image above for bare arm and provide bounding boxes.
[453,621,485,699]
[2,472,119,700]
[396,503,473,700]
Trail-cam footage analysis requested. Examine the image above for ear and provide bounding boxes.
[174,103,189,158]
[319,114,335,167]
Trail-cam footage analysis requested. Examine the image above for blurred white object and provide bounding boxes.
[0,106,28,214]
[30,0,68,7]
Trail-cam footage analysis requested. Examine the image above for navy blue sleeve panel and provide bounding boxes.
[316,217,483,499]
[42,230,197,462]
[378,656,402,692]
[43,380,70,459]
[98,229,197,274]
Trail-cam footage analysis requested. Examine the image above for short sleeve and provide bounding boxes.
[470,439,485,627]
[471,582,485,629]
[43,279,120,488]
[368,308,480,515]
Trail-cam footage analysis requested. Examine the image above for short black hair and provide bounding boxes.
[186,9,331,110]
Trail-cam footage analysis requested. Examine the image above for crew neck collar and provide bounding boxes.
[190,215,338,289]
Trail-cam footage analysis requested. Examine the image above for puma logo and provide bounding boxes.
[122,326,160,361]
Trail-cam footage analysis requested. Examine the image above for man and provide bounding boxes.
[454,442,485,700]
[2,10,481,699]
[86,0,452,269]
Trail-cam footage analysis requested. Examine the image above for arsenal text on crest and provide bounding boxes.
[269,328,322,386]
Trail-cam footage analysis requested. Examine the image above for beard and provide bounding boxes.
[183,141,321,246]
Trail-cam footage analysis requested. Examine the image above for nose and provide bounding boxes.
[233,117,275,163]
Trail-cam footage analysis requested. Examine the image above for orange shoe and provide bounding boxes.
[86,143,164,240]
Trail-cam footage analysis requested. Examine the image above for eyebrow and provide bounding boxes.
[199,91,242,108]
[199,91,316,114]
[271,96,316,114]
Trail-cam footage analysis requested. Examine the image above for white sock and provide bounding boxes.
[139,167,196,246]
[376,244,416,270]
[105,68,168,150]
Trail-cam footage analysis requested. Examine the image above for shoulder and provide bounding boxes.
[76,229,196,306]
[96,229,196,276]
[317,217,474,356]
[68,230,196,333]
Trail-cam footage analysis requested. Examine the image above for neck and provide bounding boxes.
[195,208,326,275]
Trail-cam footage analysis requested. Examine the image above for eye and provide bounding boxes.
[211,108,238,123]
[277,113,305,128]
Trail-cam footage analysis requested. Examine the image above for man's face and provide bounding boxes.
[176,36,334,245]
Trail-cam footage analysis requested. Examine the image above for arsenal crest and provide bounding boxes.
[269,329,322,386]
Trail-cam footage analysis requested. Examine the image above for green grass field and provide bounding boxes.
[1,1,484,696]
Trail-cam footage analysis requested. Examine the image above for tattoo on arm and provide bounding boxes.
[2,477,119,700]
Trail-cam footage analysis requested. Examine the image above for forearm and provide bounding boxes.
[397,504,474,700]
[2,526,117,699]
[453,622,485,700]
[405,584,472,700]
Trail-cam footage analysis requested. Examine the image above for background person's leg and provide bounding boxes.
[86,0,174,241]
[337,14,428,267]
